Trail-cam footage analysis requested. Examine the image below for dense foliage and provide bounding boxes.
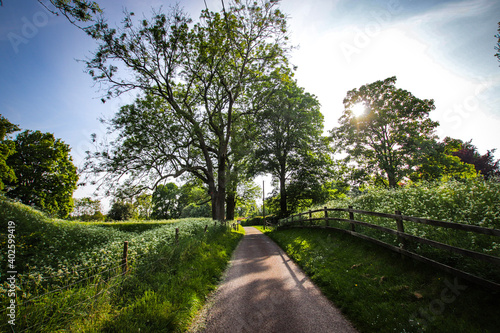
[449,138,500,179]
[287,178,500,284]
[71,197,104,221]
[263,227,500,333]
[332,76,439,187]
[5,130,78,218]
[108,201,136,221]
[83,0,291,220]
[251,76,333,217]
[151,183,179,219]
[0,199,242,332]
[0,115,19,191]
[317,178,500,230]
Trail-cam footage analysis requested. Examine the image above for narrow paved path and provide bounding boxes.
[194,227,358,333]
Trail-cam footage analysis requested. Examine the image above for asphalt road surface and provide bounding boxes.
[192,227,358,333]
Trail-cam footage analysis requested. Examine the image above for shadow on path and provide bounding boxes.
[192,227,358,333]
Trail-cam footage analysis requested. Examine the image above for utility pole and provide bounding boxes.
[263,180,266,229]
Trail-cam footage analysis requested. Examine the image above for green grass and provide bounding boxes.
[262,227,500,333]
[76,224,245,332]
[87,220,183,233]
[284,178,500,284]
[0,199,244,332]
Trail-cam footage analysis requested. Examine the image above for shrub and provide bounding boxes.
[180,202,211,218]
[108,201,136,221]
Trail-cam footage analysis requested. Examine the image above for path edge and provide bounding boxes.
[186,228,247,333]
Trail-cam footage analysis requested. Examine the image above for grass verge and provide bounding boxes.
[1,199,245,332]
[78,224,245,332]
[262,227,499,333]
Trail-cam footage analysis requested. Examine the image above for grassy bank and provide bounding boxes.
[0,199,244,332]
[261,227,500,333]
[286,179,500,284]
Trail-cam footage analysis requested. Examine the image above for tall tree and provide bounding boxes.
[84,0,290,220]
[177,179,212,218]
[251,76,330,217]
[72,197,102,216]
[108,201,135,221]
[0,115,19,191]
[410,137,477,182]
[152,183,181,220]
[234,180,261,217]
[225,114,257,220]
[449,138,500,179]
[332,76,439,187]
[5,130,78,217]
[72,197,104,221]
[135,193,153,220]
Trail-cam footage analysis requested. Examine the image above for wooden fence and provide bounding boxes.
[277,206,500,291]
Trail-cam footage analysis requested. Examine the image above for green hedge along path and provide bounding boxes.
[193,227,358,332]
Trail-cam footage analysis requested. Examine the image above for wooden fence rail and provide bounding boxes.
[277,207,500,291]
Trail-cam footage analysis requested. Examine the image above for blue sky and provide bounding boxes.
[1,0,500,209]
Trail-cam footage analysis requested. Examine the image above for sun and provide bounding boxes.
[351,103,366,117]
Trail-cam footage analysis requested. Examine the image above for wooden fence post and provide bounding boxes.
[394,210,406,249]
[324,207,329,227]
[175,228,179,245]
[122,241,129,275]
[309,210,312,226]
[348,206,356,232]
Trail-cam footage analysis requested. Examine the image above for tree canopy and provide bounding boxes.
[0,115,20,191]
[5,130,78,217]
[108,201,135,221]
[410,137,477,182]
[331,76,439,187]
[151,183,181,220]
[449,138,500,179]
[72,197,101,216]
[72,197,105,221]
[36,0,101,27]
[83,0,291,220]
[251,76,332,217]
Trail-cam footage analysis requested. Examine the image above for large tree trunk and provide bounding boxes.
[215,188,225,221]
[209,181,218,220]
[387,169,397,188]
[279,158,287,218]
[215,154,226,222]
[279,175,287,218]
[226,192,236,221]
[210,190,226,221]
